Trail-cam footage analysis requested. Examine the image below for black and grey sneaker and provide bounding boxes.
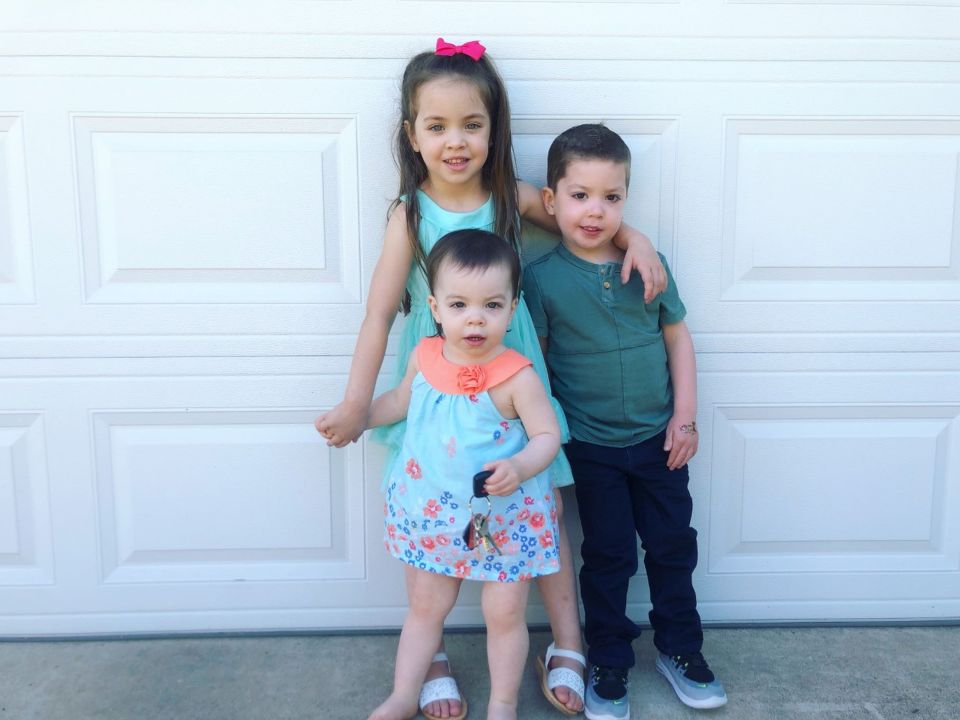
[585,665,630,720]
[655,652,727,709]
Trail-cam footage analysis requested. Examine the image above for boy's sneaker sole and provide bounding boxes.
[585,703,629,720]
[655,654,727,710]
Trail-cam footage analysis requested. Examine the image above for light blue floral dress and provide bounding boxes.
[373,190,574,491]
[383,337,560,582]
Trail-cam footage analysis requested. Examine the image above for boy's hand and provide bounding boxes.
[481,457,524,496]
[664,416,698,470]
[620,229,667,302]
[314,401,368,448]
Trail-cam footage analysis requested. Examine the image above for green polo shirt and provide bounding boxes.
[522,245,686,447]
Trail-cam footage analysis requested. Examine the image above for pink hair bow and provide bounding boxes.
[435,37,486,61]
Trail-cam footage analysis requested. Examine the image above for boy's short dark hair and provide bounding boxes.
[546,123,631,190]
[427,228,521,300]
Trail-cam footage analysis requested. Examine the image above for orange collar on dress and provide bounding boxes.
[415,335,532,395]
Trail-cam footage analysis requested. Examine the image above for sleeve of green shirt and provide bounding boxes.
[521,265,549,338]
[657,254,687,326]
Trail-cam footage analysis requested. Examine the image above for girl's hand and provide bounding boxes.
[481,457,524,496]
[663,416,698,470]
[619,228,666,302]
[315,401,368,448]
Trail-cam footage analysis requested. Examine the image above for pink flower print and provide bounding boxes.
[436,534,450,546]
[421,536,436,551]
[495,514,505,525]
[455,560,471,578]
[539,530,555,549]
[519,572,532,581]
[498,570,508,581]
[530,512,545,530]
[424,499,442,519]
[493,529,509,547]
[446,437,457,457]
[468,394,479,404]
[524,496,535,505]
[457,365,486,393]
[517,508,531,522]
[408,540,416,550]
[387,524,397,540]
[405,459,422,480]
[500,421,510,432]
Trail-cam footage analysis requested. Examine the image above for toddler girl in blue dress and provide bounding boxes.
[366,229,561,720]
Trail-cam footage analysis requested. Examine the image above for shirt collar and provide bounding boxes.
[556,242,623,273]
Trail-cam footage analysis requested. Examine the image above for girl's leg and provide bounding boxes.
[533,488,585,712]
[405,564,463,719]
[482,580,531,720]
[369,568,462,720]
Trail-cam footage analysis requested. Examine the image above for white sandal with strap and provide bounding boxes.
[536,642,587,716]
[419,652,468,720]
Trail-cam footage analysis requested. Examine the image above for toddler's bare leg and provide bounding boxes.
[482,579,530,720]
[404,565,463,719]
[369,568,461,720]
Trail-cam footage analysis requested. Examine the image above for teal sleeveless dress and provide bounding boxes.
[372,190,574,490]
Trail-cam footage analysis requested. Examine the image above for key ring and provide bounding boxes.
[467,494,492,517]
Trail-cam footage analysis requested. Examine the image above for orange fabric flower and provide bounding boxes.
[456,365,486,393]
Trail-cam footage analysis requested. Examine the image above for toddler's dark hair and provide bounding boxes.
[427,229,521,301]
[546,123,631,190]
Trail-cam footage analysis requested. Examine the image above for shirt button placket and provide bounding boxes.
[600,266,613,302]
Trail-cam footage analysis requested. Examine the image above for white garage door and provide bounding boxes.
[1,3,958,635]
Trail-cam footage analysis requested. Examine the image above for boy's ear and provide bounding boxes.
[403,120,419,153]
[541,186,556,216]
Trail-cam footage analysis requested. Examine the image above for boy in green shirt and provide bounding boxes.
[523,124,726,719]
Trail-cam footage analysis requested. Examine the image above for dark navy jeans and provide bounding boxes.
[566,431,703,669]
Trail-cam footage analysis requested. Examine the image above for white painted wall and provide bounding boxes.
[1,1,958,635]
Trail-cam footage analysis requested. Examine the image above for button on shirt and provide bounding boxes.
[522,245,686,447]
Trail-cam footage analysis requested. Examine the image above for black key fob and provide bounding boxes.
[473,470,493,497]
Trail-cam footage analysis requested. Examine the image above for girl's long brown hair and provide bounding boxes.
[392,48,520,312]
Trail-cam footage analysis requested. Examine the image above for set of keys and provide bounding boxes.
[462,470,502,556]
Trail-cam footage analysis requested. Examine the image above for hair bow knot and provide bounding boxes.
[435,37,486,61]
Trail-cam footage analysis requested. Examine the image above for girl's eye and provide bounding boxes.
[607,194,622,203]
[466,122,482,130]
[486,302,503,309]
[427,124,444,133]
[572,192,587,200]
[450,301,465,309]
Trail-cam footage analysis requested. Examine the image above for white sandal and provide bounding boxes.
[419,652,468,720]
[535,642,586,716]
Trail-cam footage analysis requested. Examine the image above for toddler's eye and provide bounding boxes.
[450,301,466,309]
[427,124,444,133]
[486,302,503,309]
[572,192,587,200]
[606,194,622,203]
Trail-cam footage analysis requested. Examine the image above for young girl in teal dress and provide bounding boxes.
[316,38,666,718]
